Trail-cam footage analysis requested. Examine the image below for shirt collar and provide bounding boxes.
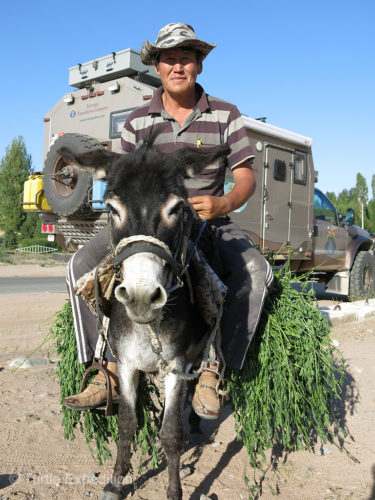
[148,83,210,115]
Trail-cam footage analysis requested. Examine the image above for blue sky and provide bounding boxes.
[1,0,374,197]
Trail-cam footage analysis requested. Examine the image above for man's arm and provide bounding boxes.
[188,160,255,220]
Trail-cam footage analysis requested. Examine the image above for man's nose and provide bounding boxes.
[173,62,184,71]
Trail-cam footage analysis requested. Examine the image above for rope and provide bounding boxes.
[115,235,173,260]
[93,257,118,362]
[146,288,225,384]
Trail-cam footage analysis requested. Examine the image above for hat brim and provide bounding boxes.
[141,39,216,65]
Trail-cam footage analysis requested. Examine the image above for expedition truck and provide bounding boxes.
[22,49,375,301]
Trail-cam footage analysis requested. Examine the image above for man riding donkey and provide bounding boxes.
[63,23,274,419]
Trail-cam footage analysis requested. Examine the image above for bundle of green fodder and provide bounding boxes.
[227,265,345,492]
[51,263,344,479]
[52,300,161,469]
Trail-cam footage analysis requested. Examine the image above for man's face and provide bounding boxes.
[155,48,202,97]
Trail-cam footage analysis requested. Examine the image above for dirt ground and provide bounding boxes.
[1,259,375,500]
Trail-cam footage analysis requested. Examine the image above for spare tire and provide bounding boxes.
[43,133,103,216]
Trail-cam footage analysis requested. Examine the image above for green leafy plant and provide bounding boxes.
[52,300,162,468]
[17,237,60,249]
[227,265,345,495]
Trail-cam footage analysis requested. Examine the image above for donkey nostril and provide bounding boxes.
[116,286,129,302]
[150,287,162,304]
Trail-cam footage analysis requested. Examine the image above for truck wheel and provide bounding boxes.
[43,134,103,216]
[349,250,375,301]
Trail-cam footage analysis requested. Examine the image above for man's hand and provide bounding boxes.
[188,195,229,220]
[188,162,256,220]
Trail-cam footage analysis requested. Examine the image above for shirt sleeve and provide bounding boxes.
[121,114,137,153]
[225,105,255,170]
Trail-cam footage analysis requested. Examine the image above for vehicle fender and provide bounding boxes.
[346,235,373,269]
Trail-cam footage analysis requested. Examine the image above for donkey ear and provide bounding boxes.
[58,147,122,179]
[173,145,231,178]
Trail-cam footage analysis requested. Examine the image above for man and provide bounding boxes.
[64,23,273,419]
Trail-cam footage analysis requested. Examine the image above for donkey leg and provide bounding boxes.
[160,373,184,500]
[102,368,139,500]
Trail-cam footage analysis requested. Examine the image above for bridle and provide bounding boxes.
[109,203,207,294]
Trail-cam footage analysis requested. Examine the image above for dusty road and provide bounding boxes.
[0,261,375,500]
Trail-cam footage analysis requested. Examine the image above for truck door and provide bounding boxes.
[313,189,348,270]
[263,145,294,250]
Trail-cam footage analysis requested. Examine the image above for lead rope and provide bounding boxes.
[146,299,225,385]
[93,257,118,361]
[146,244,227,398]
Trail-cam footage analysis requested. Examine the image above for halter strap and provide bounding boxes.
[113,242,182,274]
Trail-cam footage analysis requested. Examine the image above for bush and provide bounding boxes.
[17,237,61,250]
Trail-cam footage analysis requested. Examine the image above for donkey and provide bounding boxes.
[59,135,230,500]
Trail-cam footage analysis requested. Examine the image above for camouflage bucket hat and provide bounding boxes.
[141,23,216,65]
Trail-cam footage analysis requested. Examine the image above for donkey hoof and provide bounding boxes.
[102,492,120,500]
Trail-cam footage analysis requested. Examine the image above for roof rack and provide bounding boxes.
[69,48,160,89]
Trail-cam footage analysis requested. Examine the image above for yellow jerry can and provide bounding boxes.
[22,174,52,212]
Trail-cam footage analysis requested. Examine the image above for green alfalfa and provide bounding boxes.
[52,300,161,469]
[226,264,345,494]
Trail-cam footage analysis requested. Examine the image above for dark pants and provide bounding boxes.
[66,218,273,370]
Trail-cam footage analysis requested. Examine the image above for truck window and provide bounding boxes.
[109,108,137,139]
[273,159,286,181]
[314,190,337,225]
[294,152,307,185]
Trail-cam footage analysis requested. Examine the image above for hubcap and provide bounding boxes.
[51,156,79,197]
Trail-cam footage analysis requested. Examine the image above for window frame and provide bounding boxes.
[109,107,138,139]
[293,151,307,186]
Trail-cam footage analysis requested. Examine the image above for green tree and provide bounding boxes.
[327,174,375,232]
[368,174,375,233]
[355,173,368,228]
[325,191,337,205]
[19,212,41,241]
[0,137,32,247]
[333,188,357,220]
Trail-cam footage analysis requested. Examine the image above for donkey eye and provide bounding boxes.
[161,196,184,227]
[107,203,119,217]
[168,201,183,217]
[105,196,127,225]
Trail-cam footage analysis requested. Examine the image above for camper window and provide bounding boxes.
[273,159,286,181]
[109,107,137,139]
[294,152,307,185]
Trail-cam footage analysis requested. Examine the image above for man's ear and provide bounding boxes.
[173,145,231,178]
[58,147,122,179]
[154,63,160,76]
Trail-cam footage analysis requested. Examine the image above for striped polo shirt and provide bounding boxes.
[121,84,254,197]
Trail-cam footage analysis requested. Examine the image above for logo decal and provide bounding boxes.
[325,228,336,255]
